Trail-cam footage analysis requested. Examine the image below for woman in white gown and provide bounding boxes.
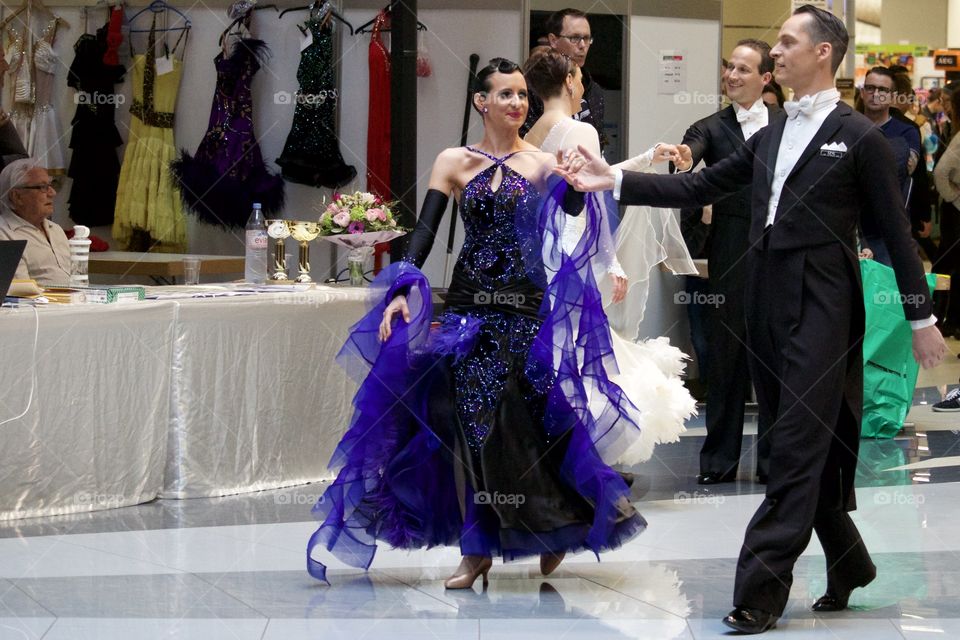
[523,47,697,464]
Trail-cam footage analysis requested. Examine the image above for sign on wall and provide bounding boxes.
[658,50,686,94]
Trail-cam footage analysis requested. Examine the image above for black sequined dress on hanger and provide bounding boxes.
[276,14,356,188]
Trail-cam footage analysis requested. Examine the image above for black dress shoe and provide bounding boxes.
[722,607,778,634]
[811,592,848,612]
[696,471,736,485]
[812,568,877,612]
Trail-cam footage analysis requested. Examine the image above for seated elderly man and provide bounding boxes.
[0,158,70,286]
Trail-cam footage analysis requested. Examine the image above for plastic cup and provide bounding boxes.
[182,257,201,285]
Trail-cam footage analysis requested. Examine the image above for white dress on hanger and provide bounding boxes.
[5,28,33,147]
[30,33,65,173]
[539,118,697,465]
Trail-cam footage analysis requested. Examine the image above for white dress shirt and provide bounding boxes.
[766,88,841,226]
[733,98,769,141]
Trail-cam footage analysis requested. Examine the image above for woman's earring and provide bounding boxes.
[482,107,488,113]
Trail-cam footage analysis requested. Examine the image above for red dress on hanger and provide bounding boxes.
[366,10,390,199]
[367,11,391,271]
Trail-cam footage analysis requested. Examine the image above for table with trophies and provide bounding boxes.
[163,200,405,498]
[0,195,408,516]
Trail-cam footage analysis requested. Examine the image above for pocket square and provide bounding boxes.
[819,141,847,158]
[820,141,847,152]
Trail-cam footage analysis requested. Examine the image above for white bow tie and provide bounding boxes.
[736,103,766,124]
[784,95,816,119]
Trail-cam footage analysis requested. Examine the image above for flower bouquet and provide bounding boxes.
[319,191,407,286]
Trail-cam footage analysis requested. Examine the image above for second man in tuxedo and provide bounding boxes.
[674,39,779,485]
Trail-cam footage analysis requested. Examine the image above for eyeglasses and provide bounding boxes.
[862,84,893,94]
[15,183,55,192]
[557,34,593,45]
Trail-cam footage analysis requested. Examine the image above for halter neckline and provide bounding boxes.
[466,146,519,165]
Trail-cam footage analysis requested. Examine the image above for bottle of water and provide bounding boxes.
[245,203,267,284]
[68,225,92,287]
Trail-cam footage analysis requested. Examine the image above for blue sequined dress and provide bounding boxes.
[307,148,646,582]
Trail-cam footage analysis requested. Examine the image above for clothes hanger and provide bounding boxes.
[30,0,71,29]
[83,0,122,31]
[0,5,28,32]
[279,0,353,35]
[218,4,278,47]
[127,0,190,33]
[1,0,71,31]
[354,1,426,35]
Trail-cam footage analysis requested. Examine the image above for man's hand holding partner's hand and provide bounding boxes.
[554,145,616,192]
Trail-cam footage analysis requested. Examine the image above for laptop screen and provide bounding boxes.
[0,240,26,299]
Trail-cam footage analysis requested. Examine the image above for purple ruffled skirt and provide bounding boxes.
[307,261,646,582]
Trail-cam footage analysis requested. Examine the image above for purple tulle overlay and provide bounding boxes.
[307,181,648,583]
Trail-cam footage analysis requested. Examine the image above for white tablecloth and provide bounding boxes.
[0,302,177,520]
[0,287,376,518]
[162,288,374,498]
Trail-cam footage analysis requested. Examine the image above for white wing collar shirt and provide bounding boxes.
[733,98,769,141]
[765,88,841,226]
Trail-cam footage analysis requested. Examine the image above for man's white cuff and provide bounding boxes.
[910,315,937,331]
[613,168,624,201]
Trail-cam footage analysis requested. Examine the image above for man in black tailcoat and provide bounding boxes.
[556,5,946,634]
[673,38,779,486]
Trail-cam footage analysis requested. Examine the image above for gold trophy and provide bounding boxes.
[266,219,292,281]
[290,221,321,283]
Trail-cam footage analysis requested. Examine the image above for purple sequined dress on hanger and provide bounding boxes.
[171,38,284,228]
[306,148,647,582]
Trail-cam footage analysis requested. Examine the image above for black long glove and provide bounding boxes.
[403,188,450,269]
[562,186,585,216]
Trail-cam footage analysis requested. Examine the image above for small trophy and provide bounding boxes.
[266,219,292,281]
[290,221,321,283]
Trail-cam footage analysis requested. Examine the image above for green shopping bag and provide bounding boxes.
[860,259,937,438]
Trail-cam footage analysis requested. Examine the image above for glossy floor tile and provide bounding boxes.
[3,380,960,638]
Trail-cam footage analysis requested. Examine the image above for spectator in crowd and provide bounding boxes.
[521,8,607,149]
[856,66,921,264]
[762,80,785,108]
[933,86,960,411]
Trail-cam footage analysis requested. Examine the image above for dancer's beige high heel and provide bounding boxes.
[444,555,492,589]
[540,551,565,576]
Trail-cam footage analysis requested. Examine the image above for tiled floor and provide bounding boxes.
[4,344,960,638]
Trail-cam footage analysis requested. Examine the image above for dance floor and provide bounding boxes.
[2,348,960,638]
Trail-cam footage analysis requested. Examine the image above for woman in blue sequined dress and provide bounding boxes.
[307,58,647,589]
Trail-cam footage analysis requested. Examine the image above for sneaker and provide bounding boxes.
[933,387,960,412]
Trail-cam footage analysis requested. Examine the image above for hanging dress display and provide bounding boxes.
[102,6,123,66]
[365,10,390,199]
[113,16,188,252]
[275,13,356,189]
[29,21,65,174]
[0,32,27,167]
[171,37,284,227]
[66,16,125,226]
[5,27,33,151]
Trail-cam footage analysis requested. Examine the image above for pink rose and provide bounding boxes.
[326,203,340,215]
[333,211,351,227]
[365,208,383,222]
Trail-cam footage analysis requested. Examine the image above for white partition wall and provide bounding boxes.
[626,14,720,349]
